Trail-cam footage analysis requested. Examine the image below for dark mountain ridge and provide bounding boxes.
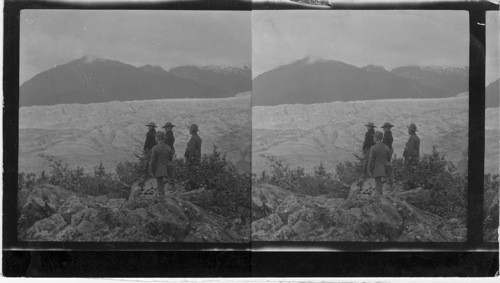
[252,56,450,106]
[20,56,250,107]
[391,65,469,96]
[170,65,252,96]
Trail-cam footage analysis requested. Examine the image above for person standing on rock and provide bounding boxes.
[403,123,420,189]
[403,123,420,165]
[362,122,376,176]
[143,122,158,176]
[381,122,394,189]
[368,131,391,196]
[149,131,174,196]
[162,122,176,155]
[185,124,202,190]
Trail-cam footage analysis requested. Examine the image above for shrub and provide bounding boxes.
[18,158,126,197]
[191,146,251,219]
[334,150,365,184]
[388,147,467,219]
[256,156,348,197]
[115,154,149,186]
[258,147,471,220]
[18,172,38,192]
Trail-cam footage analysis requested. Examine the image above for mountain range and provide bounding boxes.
[170,65,251,96]
[20,55,498,108]
[253,56,498,106]
[20,55,251,107]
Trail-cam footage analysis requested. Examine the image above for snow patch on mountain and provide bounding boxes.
[82,54,106,64]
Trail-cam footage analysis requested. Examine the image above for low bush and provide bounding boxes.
[18,158,127,197]
[388,147,467,219]
[335,150,365,185]
[255,155,348,197]
[257,147,476,221]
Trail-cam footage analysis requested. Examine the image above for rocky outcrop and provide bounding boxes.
[252,179,461,242]
[19,180,248,242]
[484,191,499,242]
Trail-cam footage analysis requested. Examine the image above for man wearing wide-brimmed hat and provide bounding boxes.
[362,122,376,175]
[381,122,395,189]
[367,131,391,196]
[162,122,176,154]
[403,123,420,165]
[149,131,174,195]
[143,122,158,175]
[403,123,420,190]
[184,124,202,190]
[381,122,394,153]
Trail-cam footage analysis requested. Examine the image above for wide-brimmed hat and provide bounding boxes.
[364,122,376,128]
[162,122,175,128]
[381,122,394,128]
[189,124,199,132]
[155,131,165,140]
[145,122,157,128]
[408,123,418,132]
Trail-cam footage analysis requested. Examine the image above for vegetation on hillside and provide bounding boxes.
[18,146,251,222]
[255,147,498,224]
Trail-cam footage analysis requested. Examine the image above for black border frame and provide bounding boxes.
[3,0,499,277]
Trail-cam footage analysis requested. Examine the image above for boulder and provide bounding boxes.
[251,182,457,242]
[24,214,68,241]
[276,195,303,223]
[177,188,213,210]
[251,213,286,241]
[58,195,95,223]
[19,184,76,232]
[129,178,159,200]
[484,192,499,242]
[252,183,290,221]
[18,181,245,242]
[18,188,30,211]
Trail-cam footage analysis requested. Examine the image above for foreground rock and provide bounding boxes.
[484,191,499,242]
[19,180,248,242]
[252,179,462,242]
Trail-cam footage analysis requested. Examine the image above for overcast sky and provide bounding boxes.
[20,10,498,85]
[253,10,499,84]
[486,11,499,85]
[20,10,251,84]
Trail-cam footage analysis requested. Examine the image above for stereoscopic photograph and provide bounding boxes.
[17,10,252,242]
[251,10,498,242]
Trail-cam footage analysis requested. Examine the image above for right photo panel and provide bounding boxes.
[252,10,472,242]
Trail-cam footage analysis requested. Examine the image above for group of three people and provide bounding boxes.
[363,122,420,195]
[143,122,202,195]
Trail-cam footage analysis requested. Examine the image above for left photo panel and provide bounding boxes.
[17,10,252,243]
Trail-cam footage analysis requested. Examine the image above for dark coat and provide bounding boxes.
[185,133,202,162]
[403,133,420,164]
[383,130,394,160]
[149,142,173,177]
[362,128,375,152]
[368,141,391,177]
[143,129,157,152]
[165,130,175,152]
[382,131,393,149]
